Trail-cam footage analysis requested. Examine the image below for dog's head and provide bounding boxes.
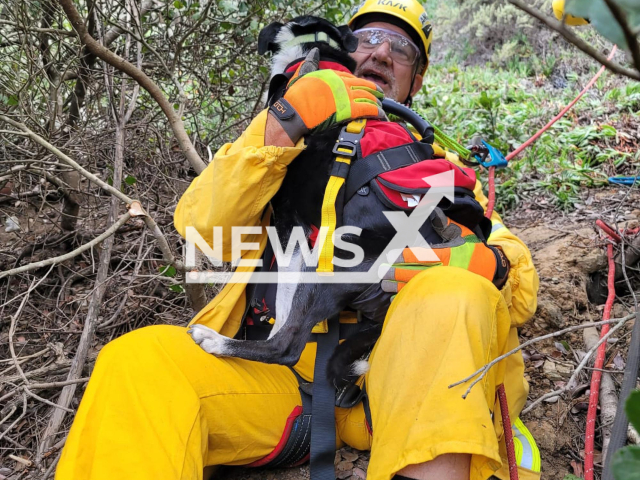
[258,16,358,79]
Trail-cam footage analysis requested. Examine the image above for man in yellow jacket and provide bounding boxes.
[56,1,543,479]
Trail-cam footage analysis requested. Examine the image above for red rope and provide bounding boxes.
[498,384,519,480]
[484,46,617,219]
[584,240,617,479]
[504,46,617,164]
[486,167,497,222]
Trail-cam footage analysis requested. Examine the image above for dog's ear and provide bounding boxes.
[337,25,359,53]
[258,21,284,55]
[297,47,320,77]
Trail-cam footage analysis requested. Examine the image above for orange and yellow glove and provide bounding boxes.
[268,69,385,143]
[381,219,510,294]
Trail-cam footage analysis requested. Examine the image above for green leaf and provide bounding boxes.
[613,0,640,35]
[563,475,583,480]
[173,0,184,8]
[626,390,640,434]
[169,284,185,293]
[158,265,177,278]
[566,0,640,50]
[478,91,494,110]
[7,95,18,106]
[612,445,640,480]
[124,175,136,186]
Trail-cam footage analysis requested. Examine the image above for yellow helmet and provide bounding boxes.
[552,0,589,26]
[348,0,433,75]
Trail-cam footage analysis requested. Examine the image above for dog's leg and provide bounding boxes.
[269,247,304,339]
[188,314,317,365]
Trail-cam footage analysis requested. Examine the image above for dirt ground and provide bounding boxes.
[2,175,639,480]
[212,186,640,480]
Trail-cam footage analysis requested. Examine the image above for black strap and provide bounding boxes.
[344,142,434,202]
[271,380,313,468]
[310,314,340,480]
[362,382,373,435]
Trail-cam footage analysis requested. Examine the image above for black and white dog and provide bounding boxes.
[188,16,393,383]
[187,17,469,386]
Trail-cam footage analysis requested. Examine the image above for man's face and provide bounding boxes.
[350,21,424,102]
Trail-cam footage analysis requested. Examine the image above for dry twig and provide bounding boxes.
[522,318,630,414]
[449,314,636,398]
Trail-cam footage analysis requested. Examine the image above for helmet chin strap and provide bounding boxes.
[403,80,414,107]
[402,61,420,107]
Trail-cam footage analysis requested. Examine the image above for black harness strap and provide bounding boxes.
[344,141,435,202]
[361,382,373,435]
[269,373,313,468]
[310,314,340,480]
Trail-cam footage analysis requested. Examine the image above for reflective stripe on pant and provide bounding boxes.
[513,418,541,473]
[57,267,540,480]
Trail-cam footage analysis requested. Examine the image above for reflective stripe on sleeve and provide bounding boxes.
[491,222,505,234]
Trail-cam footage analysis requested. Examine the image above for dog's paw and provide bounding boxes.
[187,324,230,356]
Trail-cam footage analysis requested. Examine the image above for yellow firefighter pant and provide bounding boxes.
[56,267,528,480]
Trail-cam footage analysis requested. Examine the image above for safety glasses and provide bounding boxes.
[353,28,420,67]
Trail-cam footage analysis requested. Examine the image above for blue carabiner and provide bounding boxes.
[473,140,508,168]
[608,176,640,186]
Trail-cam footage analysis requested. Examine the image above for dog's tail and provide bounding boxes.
[326,325,382,389]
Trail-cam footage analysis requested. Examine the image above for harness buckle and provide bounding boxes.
[332,126,366,157]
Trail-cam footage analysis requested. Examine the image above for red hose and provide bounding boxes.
[584,241,616,479]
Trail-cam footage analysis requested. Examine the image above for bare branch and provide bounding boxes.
[58,0,207,174]
[8,278,35,385]
[0,212,131,280]
[0,394,27,443]
[602,0,640,72]
[522,318,630,414]
[0,115,134,204]
[0,19,75,36]
[507,0,640,81]
[29,378,90,389]
[449,313,636,398]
